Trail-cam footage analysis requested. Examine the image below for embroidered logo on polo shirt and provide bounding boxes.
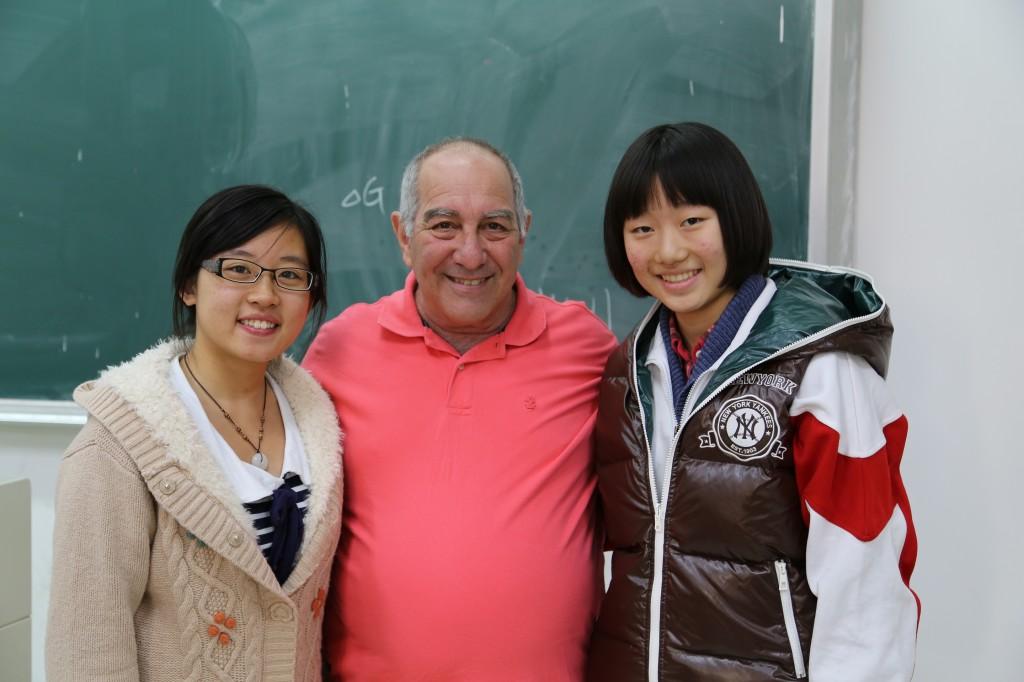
[699,394,786,462]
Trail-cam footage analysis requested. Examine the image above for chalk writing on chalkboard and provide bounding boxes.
[538,287,614,331]
[341,176,385,215]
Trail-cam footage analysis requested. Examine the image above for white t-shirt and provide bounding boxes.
[169,356,310,504]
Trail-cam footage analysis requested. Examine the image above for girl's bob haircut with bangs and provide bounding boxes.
[603,122,773,297]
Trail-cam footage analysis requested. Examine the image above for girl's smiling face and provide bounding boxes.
[181,224,312,370]
[623,182,735,347]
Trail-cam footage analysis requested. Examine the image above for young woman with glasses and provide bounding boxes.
[46,185,343,681]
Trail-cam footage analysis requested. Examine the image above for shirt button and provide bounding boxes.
[227,532,244,548]
[269,602,293,622]
[159,479,176,495]
[457,364,465,371]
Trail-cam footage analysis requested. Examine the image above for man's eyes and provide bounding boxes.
[426,221,458,235]
[424,221,514,236]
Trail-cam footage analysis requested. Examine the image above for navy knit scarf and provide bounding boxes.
[658,274,767,421]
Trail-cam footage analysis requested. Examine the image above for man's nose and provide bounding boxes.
[453,229,487,270]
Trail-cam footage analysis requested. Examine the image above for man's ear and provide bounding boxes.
[391,211,413,268]
[520,210,532,242]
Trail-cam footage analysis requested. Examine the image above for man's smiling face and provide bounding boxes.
[394,144,528,341]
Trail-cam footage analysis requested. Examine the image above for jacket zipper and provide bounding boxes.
[627,305,665,682]
[774,560,808,678]
[630,304,715,682]
[630,266,885,681]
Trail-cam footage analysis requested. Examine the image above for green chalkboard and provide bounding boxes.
[1,0,814,400]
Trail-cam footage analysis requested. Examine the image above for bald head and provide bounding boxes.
[397,137,529,237]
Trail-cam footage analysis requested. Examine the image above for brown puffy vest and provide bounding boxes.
[587,267,891,681]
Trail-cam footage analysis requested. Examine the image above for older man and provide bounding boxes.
[303,138,616,680]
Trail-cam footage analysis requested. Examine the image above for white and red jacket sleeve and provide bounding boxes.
[790,351,920,681]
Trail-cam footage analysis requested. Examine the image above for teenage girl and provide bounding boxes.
[46,185,342,681]
[587,123,919,681]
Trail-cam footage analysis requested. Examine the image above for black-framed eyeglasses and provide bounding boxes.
[201,258,315,291]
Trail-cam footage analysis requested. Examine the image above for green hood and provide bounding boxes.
[696,260,892,404]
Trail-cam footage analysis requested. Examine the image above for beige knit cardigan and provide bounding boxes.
[45,341,343,682]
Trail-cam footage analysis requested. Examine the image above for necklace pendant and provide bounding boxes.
[250,451,268,471]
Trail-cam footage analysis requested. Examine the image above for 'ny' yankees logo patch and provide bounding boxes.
[699,394,786,462]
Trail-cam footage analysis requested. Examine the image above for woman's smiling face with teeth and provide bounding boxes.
[623,182,735,346]
[181,224,312,368]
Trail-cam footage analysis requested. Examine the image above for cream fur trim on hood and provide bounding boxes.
[75,338,343,536]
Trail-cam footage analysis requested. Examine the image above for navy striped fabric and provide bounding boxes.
[242,473,309,583]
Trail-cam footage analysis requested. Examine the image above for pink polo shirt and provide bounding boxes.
[303,273,616,681]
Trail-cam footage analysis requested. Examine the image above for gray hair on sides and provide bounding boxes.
[397,137,529,237]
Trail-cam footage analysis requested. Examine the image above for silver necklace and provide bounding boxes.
[183,354,270,471]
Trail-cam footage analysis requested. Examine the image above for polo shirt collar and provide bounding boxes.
[377,272,547,353]
[376,271,427,338]
[502,274,546,347]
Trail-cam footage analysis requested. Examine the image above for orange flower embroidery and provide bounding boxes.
[311,587,326,617]
[208,611,237,645]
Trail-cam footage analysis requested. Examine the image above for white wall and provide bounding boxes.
[0,423,74,681]
[855,1,1024,679]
